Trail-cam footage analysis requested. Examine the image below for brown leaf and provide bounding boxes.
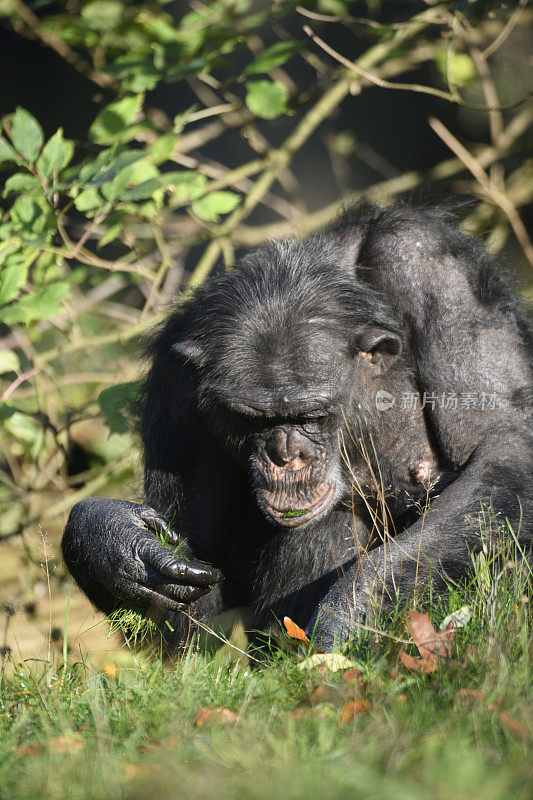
[193,706,242,727]
[283,616,310,644]
[399,610,455,673]
[17,742,43,756]
[18,735,83,757]
[397,694,407,704]
[310,684,346,706]
[48,735,83,755]
[399,649,436,675]
[457,688,486,702]
[338,699,372,725]
[497,712,529,740]
[342,668,366,694]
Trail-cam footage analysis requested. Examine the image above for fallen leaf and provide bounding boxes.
[487,697,504,712]
[48,736,83,755]
[338,700,372,725]
[399,649,436,675]
[17,742,43,756]
[440,605,472,631]
[18,735,83,756]
[397,694,407,704]
[497,712,529,740]
[193,706,242,727]
[342,667,366,694]
[310,684,346,706]
[102,662,117,679]
[298,653,355,672]
[399,610,455,673]
[124,764,139,780]
[457,688,486,702]
[283,616,310,644]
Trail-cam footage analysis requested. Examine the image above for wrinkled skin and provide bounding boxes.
[62,204,533,651]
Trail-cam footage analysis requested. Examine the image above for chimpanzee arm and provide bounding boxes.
[311,208,533,647]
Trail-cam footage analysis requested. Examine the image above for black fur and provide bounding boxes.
[62,203,533,650]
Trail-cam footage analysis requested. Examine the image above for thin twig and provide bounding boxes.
[429,116,533,267]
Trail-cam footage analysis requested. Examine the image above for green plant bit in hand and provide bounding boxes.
[281,509,310,519]
[107,519,187,641]
[107,606,158,645]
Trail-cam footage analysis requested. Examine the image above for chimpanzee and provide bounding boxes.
[62,203,533,650]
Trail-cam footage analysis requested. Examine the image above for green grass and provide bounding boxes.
[1,540,532,800]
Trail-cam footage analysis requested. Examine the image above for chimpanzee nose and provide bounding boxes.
[265,428,320,471]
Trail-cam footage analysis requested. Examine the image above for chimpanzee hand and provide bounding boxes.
[62,497,222,614]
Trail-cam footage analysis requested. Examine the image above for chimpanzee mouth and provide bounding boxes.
[264,483,336,528]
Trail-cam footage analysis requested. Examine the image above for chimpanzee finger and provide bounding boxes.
[123,580,188,613]
[154,583,209,604]
[137,539,222,587]
[137,507,183,547]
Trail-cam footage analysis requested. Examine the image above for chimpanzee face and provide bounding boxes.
[217,345,351,529]
[182,319,398,529]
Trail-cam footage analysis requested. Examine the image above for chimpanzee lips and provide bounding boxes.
[264,483,336,528]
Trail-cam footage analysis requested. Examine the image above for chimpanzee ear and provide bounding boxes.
[171,340,205,366]
[356,329,402,373]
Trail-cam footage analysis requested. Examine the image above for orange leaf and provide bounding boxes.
[17,735,83,757]
[283,616,310,644]
[457,688,486,702]
[497,712,529,740]
[310,684,346,706]
[338,699,372,725]
[342,667,366,694]
[17,742,43,756]
[102,662,117,679]
[399,649,436,674]
[48,736,83,755]
[399,610,455,673]
[194,706,242,727]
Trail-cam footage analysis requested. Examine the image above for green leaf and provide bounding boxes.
[0,263,30,306]
[98,222,122,248]
[435,49,476,87]
[164,171,207,202]
[81,0,123,31]
[244,41,303,75]
[79,148,145,187]
[89,95,144,144]
[74,187,103,212]
[98,381,142,435]
[0,350,20,375]
[245,80,289,120]
[0,136,18,165]
[192,190,240,222]
[11,107,44,162]
[101,165,136,201]
[3,173,40,196]
[2,408,41,445]
[37,128,74,177]
[149,134,177,165]
[0,282,70,325]
[121,177,162,200]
